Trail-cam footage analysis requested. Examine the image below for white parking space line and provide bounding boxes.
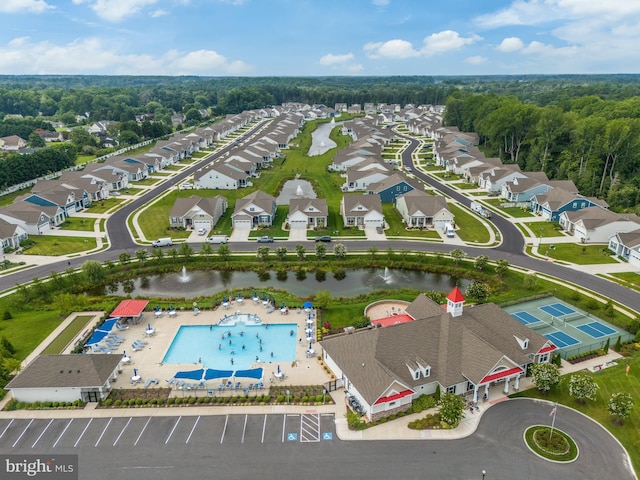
[113,418,132,446]
[12,419,34,448]
[74,419,92,448]
[134,418,151,446]
[220,415,228,444]
[261,415,267,443]
[165,417,181,445]
[281,414,286,443]
[53,419,73,449]
[300,414,320,442]
[0,419,14,439]
[94,418,112,447]
[32,419,54,448]
[241,415,248,444]
[185,416,200,444]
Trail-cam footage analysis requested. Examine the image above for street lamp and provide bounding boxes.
[482,470,486,480]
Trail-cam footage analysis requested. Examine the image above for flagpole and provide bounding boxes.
[549,402,558,439]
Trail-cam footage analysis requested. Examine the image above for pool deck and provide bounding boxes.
[94,302,331,395]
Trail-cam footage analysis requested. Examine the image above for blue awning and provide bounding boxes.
[233,367,263,380]
[85,318,118,346]
[174,369,205,381]
[204,369,234,380]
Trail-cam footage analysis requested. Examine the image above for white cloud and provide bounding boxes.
[150,9,167,18]
[364,30,480,60]
[421,30,480,55]
[0,0,53,14]
[319,53,355,66]
[465,56,487,65]
[497,37,524,52]
[0,37,252,75]
[364,39,418,59]
[76,0,158,22]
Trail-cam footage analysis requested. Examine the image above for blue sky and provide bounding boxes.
[1,0,639,76]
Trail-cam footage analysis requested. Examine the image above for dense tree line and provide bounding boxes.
[0,144,76,189]
[444,93,640,213]
[0,118,54,138]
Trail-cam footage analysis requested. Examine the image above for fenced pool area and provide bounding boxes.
[503,297,632,358]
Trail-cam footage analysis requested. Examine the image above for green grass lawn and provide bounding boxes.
[86,198,125,214]
[452,182,480,190]
[522,221,565,237]
[76,154,96,165]
[135,178,162,186]
[608,272,640,292]
[382,204,441,239]
[542,243,618,265]
[21,236,98,256]
[511,351,640,475]
[41,315,95,354]
[0,309,63,359]
[0,187,33,206]
[59,217,96,232]
[448,203,490,243]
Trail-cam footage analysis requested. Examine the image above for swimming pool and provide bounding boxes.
[162,322,298,370]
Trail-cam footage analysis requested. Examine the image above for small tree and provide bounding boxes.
[295,244,306,260]
[135,249,148,264]
[275,246,288,261]
[465,281,489,303]
[614,336,622,352]
[474,255,489,271]
[607,392,634,425]
[257,246,270,261]
[118,252,131,264]
[523,273,538,290]
[530,363,560,393]
[439,393,466,426]
[603,338,610,354]
[314,290,331,310]
[568,374,599,404]
[217,244,231,261]
[179,243,194,258]
[495,259,509,277]
[333,243,347,260]
[315,243,327,259]
[200,242,213,259]
[450,249,466,266]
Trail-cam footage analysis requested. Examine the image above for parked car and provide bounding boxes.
[197,228,207,236]
[315,236,332,243]
[206,236,227,244]
[405,166,412,172]
[376,226,384,234]
[180,182,193,190]
[256,236,274,243]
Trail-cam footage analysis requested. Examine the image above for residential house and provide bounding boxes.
[0,135,27,151]
[0,218,28,251]
[366,173,416,203]
[232,190,277,229]
[287,198,328,229]
[343,160,392,192]
[531,186,604,221]
[395,190,454,229]
[169,195,228,231]
[559,207,640,243]
[608,230,640,268]
[0,201,64,235]
[340,194,384,228]
[35,129,64,142]
[321,288,554,422]
[500,172,551,203]
[194,163,250,190]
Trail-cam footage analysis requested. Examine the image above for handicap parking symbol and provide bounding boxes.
[287,433,298,442]
[322,432,333,441]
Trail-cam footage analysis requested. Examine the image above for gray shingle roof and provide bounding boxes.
[6,354,122,389]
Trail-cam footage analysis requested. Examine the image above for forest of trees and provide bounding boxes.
[1,75,640,211]
[0,145,76,189]
[444,93,640,213]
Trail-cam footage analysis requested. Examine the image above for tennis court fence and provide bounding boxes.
[558,332,633,359]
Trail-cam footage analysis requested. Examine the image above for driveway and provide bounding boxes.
[365,226,386,240]
[228,225,251,242]
[287,225,308,242]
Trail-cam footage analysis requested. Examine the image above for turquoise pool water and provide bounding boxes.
[162,322,298,370]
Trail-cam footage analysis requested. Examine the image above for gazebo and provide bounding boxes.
[110,299,149,324]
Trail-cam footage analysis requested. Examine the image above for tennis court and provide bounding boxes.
[511,311,541,326]
[540,303,575,317]
[576,321,617,339]
[503,296,632,358]
[544,330,580,348]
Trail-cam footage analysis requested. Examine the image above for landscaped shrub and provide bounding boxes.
[302,395,309,403]
[188,397,196,404]
[136,399,144,406]
[128,399,136,406]
[173,398,181,405]
[277,395,285,403]
[105,399,113,407]
[114,399,122,407]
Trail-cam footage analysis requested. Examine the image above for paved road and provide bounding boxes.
[0,400,632,480]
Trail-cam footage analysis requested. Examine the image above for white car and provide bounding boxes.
[180,182,193,190]
[197,228,207,236]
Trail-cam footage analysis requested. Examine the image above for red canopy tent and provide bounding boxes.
[110,299,149,324]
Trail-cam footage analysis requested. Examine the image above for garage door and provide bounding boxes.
[234,219,251,228]
[193,220,211,230]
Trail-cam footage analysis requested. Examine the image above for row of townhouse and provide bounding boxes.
[174,104,456,234]
[0,110,271,251]
[422,115,640,245]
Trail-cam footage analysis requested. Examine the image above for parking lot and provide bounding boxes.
[0,413,336,452]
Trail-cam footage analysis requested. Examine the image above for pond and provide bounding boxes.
[112,267,466,299]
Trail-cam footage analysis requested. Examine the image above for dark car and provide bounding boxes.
[256,236,274,243]
[315,236,332,242]
[376,226,384,234]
